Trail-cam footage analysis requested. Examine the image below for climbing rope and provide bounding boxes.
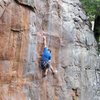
[47,0,63,48]
[47,0,53,47]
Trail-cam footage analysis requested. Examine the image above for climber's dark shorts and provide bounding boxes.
[40,60,50,70]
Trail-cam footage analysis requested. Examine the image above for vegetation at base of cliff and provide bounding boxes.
[80,0,100,54]
[80,0,100,21]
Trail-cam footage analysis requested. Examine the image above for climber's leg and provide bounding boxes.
[43,63,50,77]
[49,65,58,75]
[40,60,46,70]
[44,68,49,76]
[50,65,55,74]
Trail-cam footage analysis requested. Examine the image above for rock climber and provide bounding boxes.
[40,35,57,77]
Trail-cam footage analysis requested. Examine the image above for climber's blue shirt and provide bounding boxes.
[41,47,51,62]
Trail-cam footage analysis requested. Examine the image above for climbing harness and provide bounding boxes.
[40,60,50,70]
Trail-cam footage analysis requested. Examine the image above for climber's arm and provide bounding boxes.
[43,36,47,47]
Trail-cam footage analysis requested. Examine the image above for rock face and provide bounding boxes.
[0,0,100,100]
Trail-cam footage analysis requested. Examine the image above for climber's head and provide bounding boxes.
[48,48,51,53]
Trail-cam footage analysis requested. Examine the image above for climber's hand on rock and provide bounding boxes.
[43,36,46,40]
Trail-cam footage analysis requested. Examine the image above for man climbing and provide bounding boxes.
[40,35,57,77]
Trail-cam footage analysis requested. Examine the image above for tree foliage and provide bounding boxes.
[80,0,100,21]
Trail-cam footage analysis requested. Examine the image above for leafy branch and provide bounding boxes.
[80,0,100,21]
